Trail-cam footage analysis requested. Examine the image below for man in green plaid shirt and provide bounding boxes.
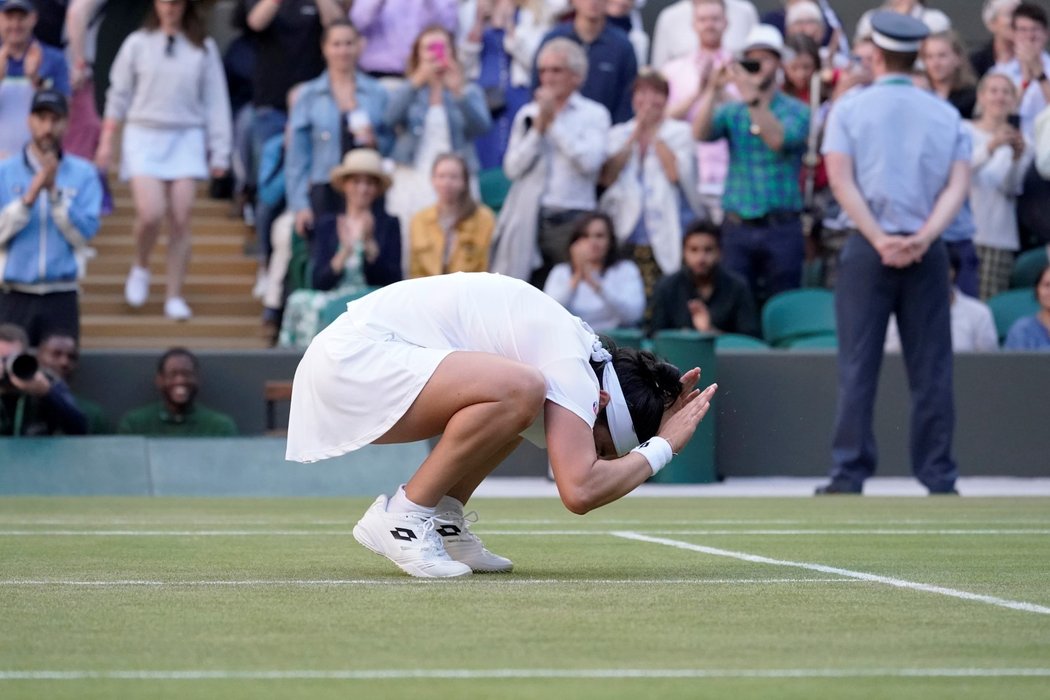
[693,24,809,305]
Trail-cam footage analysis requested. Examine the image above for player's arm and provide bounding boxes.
[545,378,716,515]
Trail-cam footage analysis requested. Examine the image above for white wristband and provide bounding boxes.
[631,436,674,476]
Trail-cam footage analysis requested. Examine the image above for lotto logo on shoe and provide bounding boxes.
[436,525,462,538]
[390,527,417,541]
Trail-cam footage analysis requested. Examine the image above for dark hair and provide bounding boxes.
[408,24,456,74]
[38,329,78,348]
[157,347,199,375]
[1037,265,1050,301]
[880,48,919,73]
[683,219,721,247]
[568,212,619,271]
[593,342,681,444]
[1014,2,1048,29]
[322,18,359,44]
[143,0,207,48]
[785,33,821,69]
[0,323,29,347]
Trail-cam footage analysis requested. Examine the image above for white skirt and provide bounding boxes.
[285,319,454,463]
[121,124,208,181]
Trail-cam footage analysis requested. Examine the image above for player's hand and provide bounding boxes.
[660,366,702,429]
[658,381,718,454]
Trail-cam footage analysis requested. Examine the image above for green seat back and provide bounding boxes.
[318,287,379,331]
[715,333,770,351]
[761,288,836,348]
[478,168,511,214]
[1009,247,1049,289]
[785,332,838,350]
[987,288,1040,343]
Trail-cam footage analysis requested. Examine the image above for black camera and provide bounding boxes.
[0,353,38,389]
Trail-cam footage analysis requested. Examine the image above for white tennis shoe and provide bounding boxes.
[352,496,472,578]
[436,509,513,573]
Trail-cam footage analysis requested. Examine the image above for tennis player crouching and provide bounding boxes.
[286,272,717,578]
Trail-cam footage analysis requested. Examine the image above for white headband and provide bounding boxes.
[590,335,639,457]
[871,31,922,53]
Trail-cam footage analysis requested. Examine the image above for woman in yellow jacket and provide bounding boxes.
[409,154,495,278]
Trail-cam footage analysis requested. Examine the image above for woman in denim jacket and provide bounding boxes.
[384,25,491,235]
[286,20,391,237]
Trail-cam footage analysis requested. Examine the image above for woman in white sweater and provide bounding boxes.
[95,0,232,321]
[543,211,645,332]
[964,72,1033,299]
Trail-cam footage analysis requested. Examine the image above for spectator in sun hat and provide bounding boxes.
[693,23,810,306]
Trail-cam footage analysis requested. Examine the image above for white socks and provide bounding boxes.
[387,485,436,515]
[386,486,465,516]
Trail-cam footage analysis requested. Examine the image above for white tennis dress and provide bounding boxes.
[286,273,602,463]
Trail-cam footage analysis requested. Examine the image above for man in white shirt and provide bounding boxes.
[650,0,758,69]
[996,2,1050,139]
[1036,105,1050,177]
[660,0,736,222]
[491,37,611,285]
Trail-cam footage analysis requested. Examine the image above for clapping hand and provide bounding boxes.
[657,367,717,454]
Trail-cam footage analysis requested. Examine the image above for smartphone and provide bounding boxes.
[427,39,448,66]
[739,59,762,75]
[1007,113,1021,130]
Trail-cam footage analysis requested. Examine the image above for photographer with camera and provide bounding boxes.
[692,24,810,307]
[0,89,102,347]
[0,322,87,436]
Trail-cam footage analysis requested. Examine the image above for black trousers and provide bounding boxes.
[0,289,79,347]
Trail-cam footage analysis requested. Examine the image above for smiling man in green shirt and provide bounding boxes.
[118,348,237,437]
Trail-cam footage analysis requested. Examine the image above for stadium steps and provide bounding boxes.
[80,181,269,350]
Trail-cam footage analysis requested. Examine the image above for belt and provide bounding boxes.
[725,211,800,227]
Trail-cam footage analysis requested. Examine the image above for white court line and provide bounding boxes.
[2,668,1049,681]
[0,577,857,587]
[613,531,1050,616]
[4,518,1050,526]
[1,529,1047,537]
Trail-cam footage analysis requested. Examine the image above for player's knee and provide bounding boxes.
[504,367,546,430]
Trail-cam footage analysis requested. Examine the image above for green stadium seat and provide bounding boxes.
[318,287,379,331]
[987,288,1039,343]
[478,168,511,214]
[715,333,769,351]
[602,327,645,349]
[1009,247,1049,289]
[785,332,838,350]
[761,288,836,348]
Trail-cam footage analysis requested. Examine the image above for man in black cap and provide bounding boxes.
[0,0,70,158]
[816,11,971,496]
[0,89,102,346]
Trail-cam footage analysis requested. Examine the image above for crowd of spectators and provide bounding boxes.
[1,0,1050,436]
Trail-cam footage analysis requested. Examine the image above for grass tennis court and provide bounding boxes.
[2,496,1049,699]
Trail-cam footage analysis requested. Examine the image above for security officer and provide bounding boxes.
[817,12,971,495]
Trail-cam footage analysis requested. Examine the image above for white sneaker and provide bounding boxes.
[352,495,472,578]
[252,269,268,300]
[124,266,150,307]
[436,508,513,573]
[164,297,193,321]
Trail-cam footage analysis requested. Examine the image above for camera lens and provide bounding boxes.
[8,353,37,381]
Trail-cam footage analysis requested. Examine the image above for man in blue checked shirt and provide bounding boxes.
[693,23,809,307]
[816,12,971,496]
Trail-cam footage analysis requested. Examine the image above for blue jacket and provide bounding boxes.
[384,82,490,171]
[286,71,391,214]
[0,150,102,291]
[310,201,402,290]
[4,41,70,95]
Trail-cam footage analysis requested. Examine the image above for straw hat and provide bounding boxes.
[329,149,392,192]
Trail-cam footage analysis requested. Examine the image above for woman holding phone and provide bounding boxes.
[384,25,492,239]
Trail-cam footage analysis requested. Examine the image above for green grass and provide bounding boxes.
[1,497,1049,699]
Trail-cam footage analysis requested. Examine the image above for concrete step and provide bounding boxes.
[87,254,258,277]
[80,293,264,316]
[80,334,271,350]
[82,273,254,296]
[82,314,267,338]
[90,234,253,256]
[96,217,251,239]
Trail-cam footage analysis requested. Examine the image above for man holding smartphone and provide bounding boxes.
[692,23,809,307]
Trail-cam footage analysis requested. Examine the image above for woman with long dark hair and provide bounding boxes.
[287,272,717,578]
[95,0,231,321]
